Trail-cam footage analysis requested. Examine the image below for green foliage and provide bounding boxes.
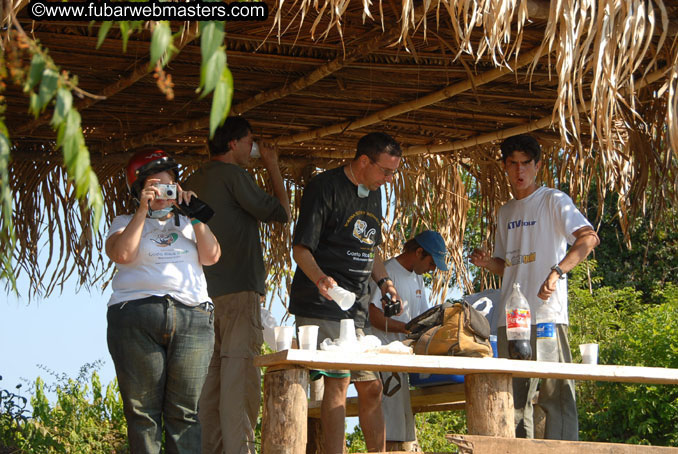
[253,342,275,452]
[567,260,643,351]
[0,365,127,454]
[198,21,233,138]
[0,119,16,291]
[95,21,114,49]
[0,28,105,279]
[585,191,678,298]
[569,260,678,446]
[150,21,172,68]
[0,377,31,450]
[415,410,465,451]
[346,425,366,452]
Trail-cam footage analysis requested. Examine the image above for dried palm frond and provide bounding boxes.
[4,0,677,301]
[664,34,678,154]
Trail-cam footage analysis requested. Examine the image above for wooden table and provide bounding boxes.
[254,349,678,454]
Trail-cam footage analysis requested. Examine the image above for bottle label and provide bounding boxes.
[506,308,530,329]
[537,322,555,339]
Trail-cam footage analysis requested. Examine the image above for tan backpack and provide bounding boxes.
[404,300,493,357]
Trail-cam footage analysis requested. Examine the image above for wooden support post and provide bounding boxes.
[464,373,514,437]
[306,419,323,454]
[262,366,309,454]
[307,377,324,454]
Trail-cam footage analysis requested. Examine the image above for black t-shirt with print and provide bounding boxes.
[289,166,382,327]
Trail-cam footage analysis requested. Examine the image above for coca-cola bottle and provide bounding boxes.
[506,283,532,360]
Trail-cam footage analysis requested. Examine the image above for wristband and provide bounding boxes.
[315,276,329,287]
[191,219,201,225]
[377,276,392,289]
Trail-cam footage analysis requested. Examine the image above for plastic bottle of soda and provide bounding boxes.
[536,298,558,362]
[506,283,532,360]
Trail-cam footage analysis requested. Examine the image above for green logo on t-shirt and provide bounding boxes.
[151,232,179,247]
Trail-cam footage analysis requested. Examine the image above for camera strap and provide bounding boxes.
[379,371,402,397]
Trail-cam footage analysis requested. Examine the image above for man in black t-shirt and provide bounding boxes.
[290,132,403,453]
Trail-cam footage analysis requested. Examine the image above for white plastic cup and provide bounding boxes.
[250,141,261,159]
[298,325,319,351]
[579,343,599,364]
[339,319,357,344]
[327,285,356,310]
[274,326,294,351]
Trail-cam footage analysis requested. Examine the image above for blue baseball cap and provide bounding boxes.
[414,230,449,271]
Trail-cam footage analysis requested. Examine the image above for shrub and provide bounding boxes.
[577,293,678,446]
[0,364,127,453]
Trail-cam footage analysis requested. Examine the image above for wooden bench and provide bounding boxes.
[307,382,466,418]
[447,434,678,453]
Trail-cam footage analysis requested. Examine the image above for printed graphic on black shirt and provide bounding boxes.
[352,219,375,245]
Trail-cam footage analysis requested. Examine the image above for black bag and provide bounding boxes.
[176,196,214,223]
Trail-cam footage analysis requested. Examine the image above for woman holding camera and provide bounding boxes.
[105,149,220,454]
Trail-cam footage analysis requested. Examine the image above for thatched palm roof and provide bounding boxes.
[2,0,677,301]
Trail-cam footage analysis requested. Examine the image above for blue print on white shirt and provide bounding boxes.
[507,219,537,229]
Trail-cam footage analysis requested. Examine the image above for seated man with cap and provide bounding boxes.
[366,230,449,451]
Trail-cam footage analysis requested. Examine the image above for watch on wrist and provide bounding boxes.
[377,276,392,289]
[551,264,565,279]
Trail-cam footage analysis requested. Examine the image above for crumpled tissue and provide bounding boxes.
[319,334,413,355]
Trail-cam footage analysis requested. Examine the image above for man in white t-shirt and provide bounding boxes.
[471,134,599,441]
[367,230,449,451]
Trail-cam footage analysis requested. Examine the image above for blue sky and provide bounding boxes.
[2,276,117,395]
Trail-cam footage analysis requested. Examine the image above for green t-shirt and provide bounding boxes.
[185,161,288,296]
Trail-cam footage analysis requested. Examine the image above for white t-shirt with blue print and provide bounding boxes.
[493,187,592,327]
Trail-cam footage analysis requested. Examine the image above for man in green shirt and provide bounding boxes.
[185,117,290,454]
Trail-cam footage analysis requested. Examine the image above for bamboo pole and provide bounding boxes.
[404,66,670,156]
[16,24,200,135]
[100,27,403,154]
[274,45,548,146]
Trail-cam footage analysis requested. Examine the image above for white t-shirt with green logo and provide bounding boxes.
[106,214,211,307]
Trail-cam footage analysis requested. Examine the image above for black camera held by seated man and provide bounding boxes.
[381,293,402,318]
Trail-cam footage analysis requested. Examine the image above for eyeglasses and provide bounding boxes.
[369,158,399,177]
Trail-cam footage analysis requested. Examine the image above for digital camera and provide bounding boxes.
[381,294,402,318]
[155,183,177,200]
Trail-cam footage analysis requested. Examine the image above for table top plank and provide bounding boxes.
[255,350,678,385]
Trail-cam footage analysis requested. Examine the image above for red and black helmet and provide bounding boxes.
[126,149,178,199]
